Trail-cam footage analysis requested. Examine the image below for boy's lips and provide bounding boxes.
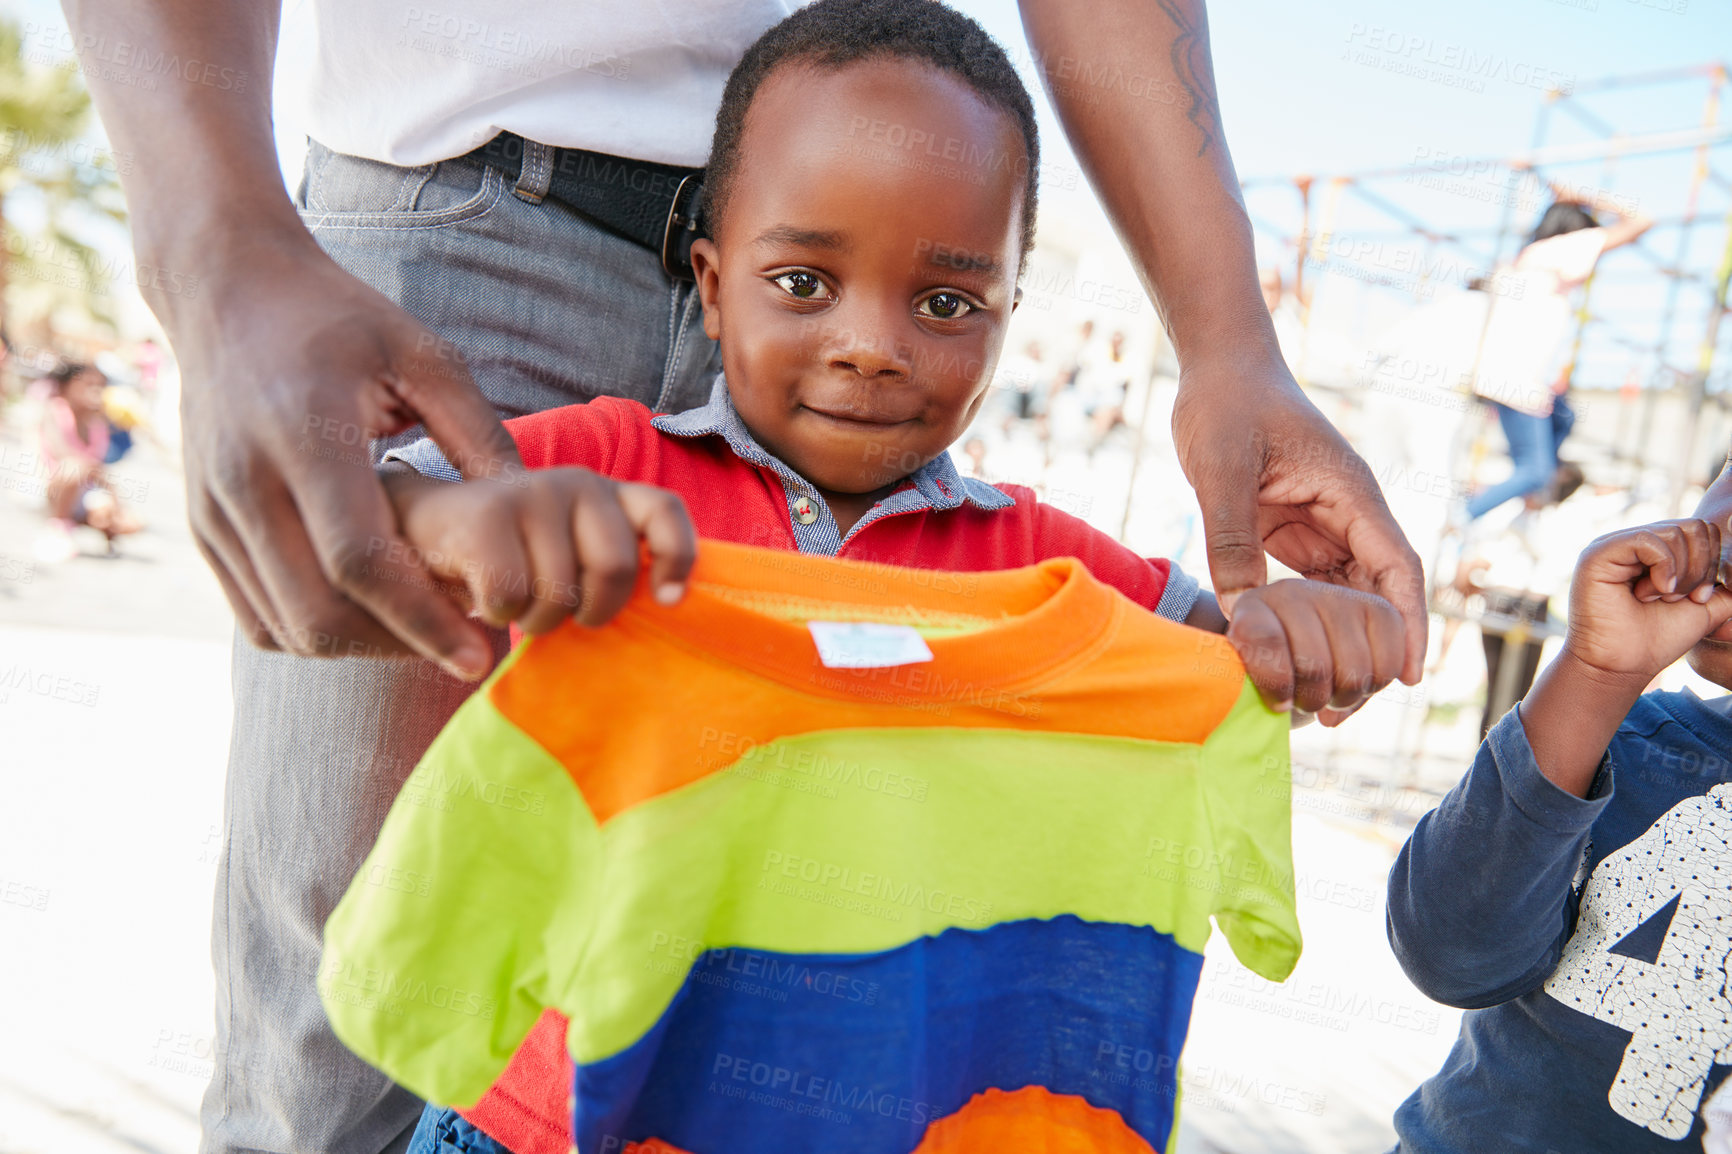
[800,403,915,427]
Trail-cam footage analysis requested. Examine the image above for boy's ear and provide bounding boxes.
[690,238,723,342]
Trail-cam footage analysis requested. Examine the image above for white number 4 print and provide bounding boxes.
[1544,784,1732,1139]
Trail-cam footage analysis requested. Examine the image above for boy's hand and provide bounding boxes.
[383,467,698,650]
[1564,519,1732,686]
[1225,580,1406,727]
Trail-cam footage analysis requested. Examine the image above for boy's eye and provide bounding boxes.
[773,272,832,301]
[918,292,973,320]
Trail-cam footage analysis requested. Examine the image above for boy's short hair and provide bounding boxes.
[704,0,1041,267]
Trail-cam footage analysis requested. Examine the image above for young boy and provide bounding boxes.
[1388,469,1732,1152]
[366,2,1407,1150]
[36,362,140,559]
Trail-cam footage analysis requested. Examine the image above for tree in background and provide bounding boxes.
[0,16,128,348]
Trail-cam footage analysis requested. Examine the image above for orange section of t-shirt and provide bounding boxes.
[489,541,1243,825]
[912,1086,1158,1153]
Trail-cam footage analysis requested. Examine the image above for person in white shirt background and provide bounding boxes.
[1463,184,1653,523]
[1078,327,1135,450]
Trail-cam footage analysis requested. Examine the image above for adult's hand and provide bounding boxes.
[1173,355,1427,687]
[63,0,516,678]
[179,230,520,678]
[1020,0,1428,685]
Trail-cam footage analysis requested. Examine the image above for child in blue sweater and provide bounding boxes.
[1388,463,1732,1152]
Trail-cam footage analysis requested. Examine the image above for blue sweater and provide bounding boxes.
[1389,689,1732,1153]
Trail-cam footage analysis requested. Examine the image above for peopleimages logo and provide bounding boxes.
[760,850,992,925]
[0,128,133,176]
[23,22,250,91]
[701,728,931,804]
[646,933,883,1007]
[319,959,497,1020]
[1342,24,1575,95]
[845,115,1032,178]
[0,663,101,707]
[1305,235,1504,293]
[711,1053,941,1126]
[398,8,631,78]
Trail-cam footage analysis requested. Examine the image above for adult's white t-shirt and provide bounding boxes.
[304,1,802,167]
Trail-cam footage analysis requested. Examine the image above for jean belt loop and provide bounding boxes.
[513,139,555,205]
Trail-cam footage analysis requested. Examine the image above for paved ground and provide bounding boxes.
[0,391,1488,1154]
[0,624,229,1154]
[0,402,231,1154]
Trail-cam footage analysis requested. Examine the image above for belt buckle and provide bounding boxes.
[660,173,702,282]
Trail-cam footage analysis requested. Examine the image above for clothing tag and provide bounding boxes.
[807,621,935,669]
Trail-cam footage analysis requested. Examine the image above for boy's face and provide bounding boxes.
[690,58,1026,495]
[1687,458,1732,688]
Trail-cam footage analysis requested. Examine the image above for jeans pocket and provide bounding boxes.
[300,140,505,231]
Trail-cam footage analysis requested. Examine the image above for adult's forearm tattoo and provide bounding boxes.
[1153,0,1221,158]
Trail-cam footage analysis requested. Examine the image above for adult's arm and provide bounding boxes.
[59,0,521,678]
[1018,0,1427,693]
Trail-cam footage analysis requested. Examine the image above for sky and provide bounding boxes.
[9,0,1731,387]
[947,0,1732,390]
[944,0,1723,199]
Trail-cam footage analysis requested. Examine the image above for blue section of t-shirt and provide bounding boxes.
[1389,690,1732,1153]
[574,915,1204,1152]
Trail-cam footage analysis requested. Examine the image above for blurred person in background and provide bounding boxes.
[100,381,149,463]
[1461,184,1652,524]
[1260,263,1303,369]
[1433,185,1647,725]
[1080,328,1134,453]
[1443,499,1579,740]
[961,433,989,477]
[60,1,1429,1151]
[132,336,164,397]
[35,361,140,560]
[991,338,1056,439]
[1259,264,1281,312]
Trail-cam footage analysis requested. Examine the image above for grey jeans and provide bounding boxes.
[199,139,721,1154]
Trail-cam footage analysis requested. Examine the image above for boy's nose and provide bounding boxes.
[823,310,914,379]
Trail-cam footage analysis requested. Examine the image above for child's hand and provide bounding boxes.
[382,466,697,640]
[1226,580,1406,727]
[1564,519,1732,686]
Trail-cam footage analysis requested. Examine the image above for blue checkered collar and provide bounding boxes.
[651,375,1014,515]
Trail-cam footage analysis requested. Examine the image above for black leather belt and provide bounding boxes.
[462,132,705,281]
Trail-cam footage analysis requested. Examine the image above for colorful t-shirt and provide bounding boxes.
[320,539,1299,1153]
[380,376,1206,1152]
